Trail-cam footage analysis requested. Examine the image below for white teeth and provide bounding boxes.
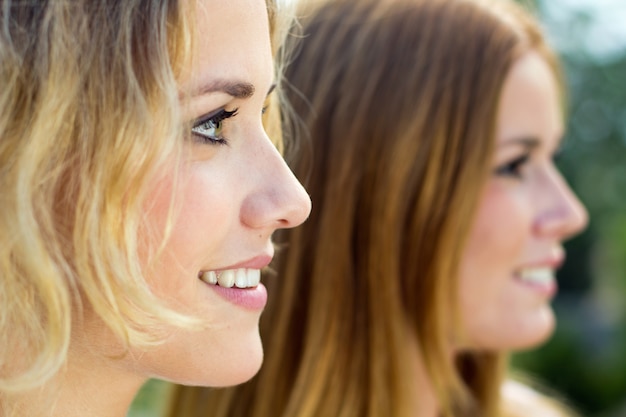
[200,270,218,285]
[235,269,248,288]
[217,270,236,288]
[248,269,261,287]
[199,268,261,289]
[517,268,554,285]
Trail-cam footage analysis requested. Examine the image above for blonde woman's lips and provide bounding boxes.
[198,254,271,310]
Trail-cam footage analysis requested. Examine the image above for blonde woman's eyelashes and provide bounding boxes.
[191,108,239,145]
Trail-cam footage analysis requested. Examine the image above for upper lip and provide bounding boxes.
[215,253,273,271]
[517,247,565,270]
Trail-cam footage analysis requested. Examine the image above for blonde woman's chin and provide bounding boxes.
[134,328,264,388]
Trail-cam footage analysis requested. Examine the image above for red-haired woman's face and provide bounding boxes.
[457,51,587,350]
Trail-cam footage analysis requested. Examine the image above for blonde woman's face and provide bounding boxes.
[457,51,587,351]
[126,0,310,386]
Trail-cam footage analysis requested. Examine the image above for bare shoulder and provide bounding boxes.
[501,379,578,417]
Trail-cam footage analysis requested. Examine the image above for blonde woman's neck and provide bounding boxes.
[4,346,146,417]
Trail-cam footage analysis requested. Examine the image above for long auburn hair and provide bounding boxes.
[167,0,568,416]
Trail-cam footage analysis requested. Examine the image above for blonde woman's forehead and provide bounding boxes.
[180,0,273,95]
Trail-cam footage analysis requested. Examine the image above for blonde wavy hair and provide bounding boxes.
[0,0,290,394]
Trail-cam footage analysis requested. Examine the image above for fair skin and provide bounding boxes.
[407,50,588,417]
[459,50,588,351]
[11,0,311,416]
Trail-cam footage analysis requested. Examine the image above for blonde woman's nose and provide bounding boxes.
[240,143,311,232]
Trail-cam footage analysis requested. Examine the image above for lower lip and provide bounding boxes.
[514,276,558,298]
[207,283,268,310]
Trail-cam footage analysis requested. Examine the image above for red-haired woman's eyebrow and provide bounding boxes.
[498,137,541,150]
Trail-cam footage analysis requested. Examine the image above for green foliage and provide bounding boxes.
[127,379,171,417]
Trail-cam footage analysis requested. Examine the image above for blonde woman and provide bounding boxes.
[0,0,310,416]
[167,0,587,416]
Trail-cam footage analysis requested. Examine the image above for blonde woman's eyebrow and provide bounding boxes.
[192,80,276,100]
[192,79,255,99]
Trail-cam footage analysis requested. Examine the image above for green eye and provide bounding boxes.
[193,118,224,139]
[191,108,238,145]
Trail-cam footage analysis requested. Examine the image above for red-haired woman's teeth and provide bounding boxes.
[517,268,554,285]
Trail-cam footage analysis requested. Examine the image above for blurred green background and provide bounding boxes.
[128,0,626,416]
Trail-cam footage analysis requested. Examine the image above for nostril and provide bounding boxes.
[277,197,311,229]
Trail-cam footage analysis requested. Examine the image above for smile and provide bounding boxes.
[515,267,554,285]
[199,268,261,289]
